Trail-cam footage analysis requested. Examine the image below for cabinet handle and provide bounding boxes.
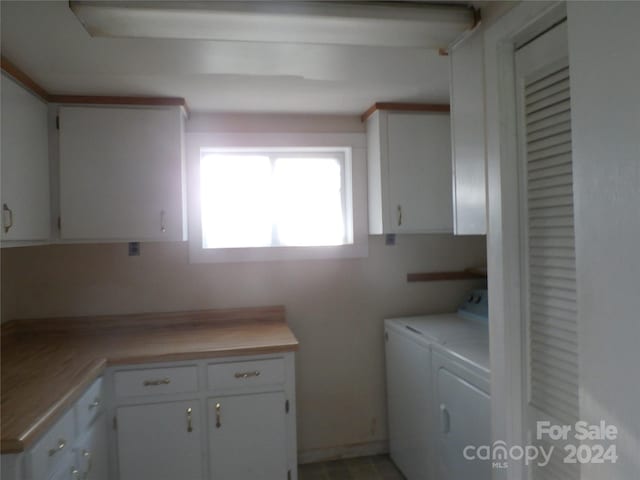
[440,404,450,434]
[186,407,193,433]
[88,398,101,410]
[71,467,80,480]
[397,205,403,226]
[234,370,261,379]
[48,438,66,456]
[160,210,167,233]
[143,377,171,386]
[2,203,13,233]
[215,402,221,428]
[82,450,92,479]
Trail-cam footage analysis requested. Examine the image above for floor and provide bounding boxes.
[298,455,405,480]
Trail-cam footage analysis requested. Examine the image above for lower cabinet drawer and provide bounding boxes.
[114,365,198,397]
[27,408,75,480]
[207,358,285,390]
[75,377,104,433]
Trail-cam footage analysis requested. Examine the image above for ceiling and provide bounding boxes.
[0,1,470,114]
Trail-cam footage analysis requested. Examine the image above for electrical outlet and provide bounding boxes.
[385,234,396,246]
[128,242,140,256]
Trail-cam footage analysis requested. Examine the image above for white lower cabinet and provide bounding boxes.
[1,354,297,480]
[116,401,203,480]
[0,378,107,480]
[108,353,297,480]
[208,392,288,480]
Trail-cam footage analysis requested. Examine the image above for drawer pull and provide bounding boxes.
[234,370,261,379]
[48,439,66,456]
[88,398,101,409]
[215,402,221,428]
[82,450,92,478]
[143,377,171,386]
[186,407,193,433]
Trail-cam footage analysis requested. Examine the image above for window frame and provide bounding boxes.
[186,132,369,263]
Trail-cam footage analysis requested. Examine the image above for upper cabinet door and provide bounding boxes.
[0,74,50,243]
[449,31,487,235]
[58,106,186,242]
[367,110,453,234]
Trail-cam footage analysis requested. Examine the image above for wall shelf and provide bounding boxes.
[407,267,487,282]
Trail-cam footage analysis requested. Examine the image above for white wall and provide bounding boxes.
[568,3,640,478]
[0,113,487,461]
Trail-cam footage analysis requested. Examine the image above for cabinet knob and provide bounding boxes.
[71,467,80,480]
[440,404,450,433]
[82,450,93,478]
[143,377,171,386]
[88,398,101,409]
[2,203,13,233]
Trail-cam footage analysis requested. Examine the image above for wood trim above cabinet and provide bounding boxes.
[0,56,189,113]
[0,56,49,102]
[49,95,189,116]
[361,102,450,122]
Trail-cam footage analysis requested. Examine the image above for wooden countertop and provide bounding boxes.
[1,306,298,454]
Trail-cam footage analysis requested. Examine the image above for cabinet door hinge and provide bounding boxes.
[285,399,290,414]
[56,115,60,130]
[287,469,291,480]
[113,416,117,430]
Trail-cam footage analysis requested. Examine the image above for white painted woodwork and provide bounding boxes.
[483,5,569,479]
[208,392,288,480]
[366,110,453,234]
[0,73,50,243]
[58,106,186,242]
[515,28,581,480]
[449,31,487,235]
[116,400,203,480]
[113,365,198,397]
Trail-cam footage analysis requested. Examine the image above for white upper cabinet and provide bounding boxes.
[449,30,487,235]
[58,106,186,242]
[0,73,50,243]
[367,109,453,234]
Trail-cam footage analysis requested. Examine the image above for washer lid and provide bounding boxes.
[433,339,490,375]
[390,313,487,345]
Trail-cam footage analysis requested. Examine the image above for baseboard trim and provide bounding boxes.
[298,440,388,464]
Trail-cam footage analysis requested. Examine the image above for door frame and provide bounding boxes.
[483,2,566,479]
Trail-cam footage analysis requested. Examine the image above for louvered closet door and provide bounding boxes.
[515,21,580,480]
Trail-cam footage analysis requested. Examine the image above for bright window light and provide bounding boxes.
[200,149,351,249]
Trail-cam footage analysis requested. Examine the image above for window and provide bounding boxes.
[200,149,349,249]
[187,134,367,264]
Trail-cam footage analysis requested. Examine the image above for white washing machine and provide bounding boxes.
[384,290,488,480]
[431,338,491,480]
